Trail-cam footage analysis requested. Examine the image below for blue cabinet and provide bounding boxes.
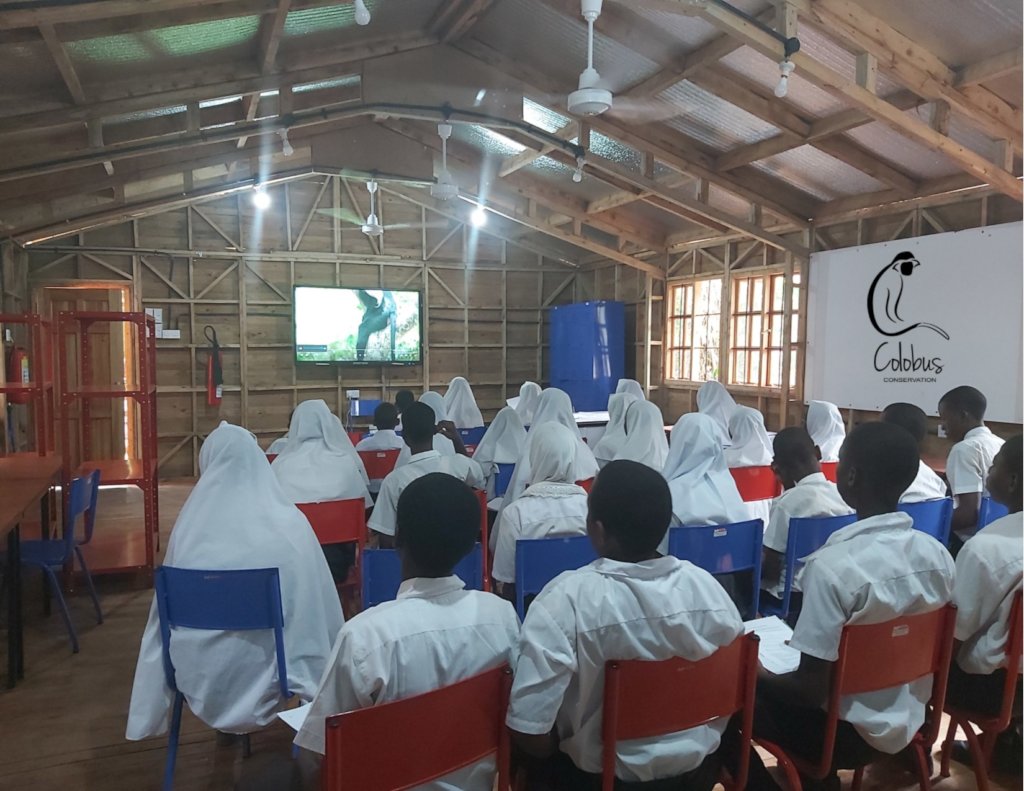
[549,301,625,411]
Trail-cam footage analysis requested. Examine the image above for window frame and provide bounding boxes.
[664,275,724,384]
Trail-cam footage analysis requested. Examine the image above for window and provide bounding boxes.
[666,278,722,382]
[729,273,800,389]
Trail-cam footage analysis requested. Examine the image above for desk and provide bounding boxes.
[0,453,62,689]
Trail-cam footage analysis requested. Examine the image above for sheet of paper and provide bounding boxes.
[277,701,312,732]
[744,616,801,675]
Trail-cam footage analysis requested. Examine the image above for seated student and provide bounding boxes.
[443,376,485,430]
[515,381,543,426]
[355,402,404,452]
[880,402,947,503]
[696,380,737,446]
[948,435,1023,770]
[126,422,344,741]
[507,460,743,791]
[743,422,955,791]
[591,392,636,469]
[394,388,415,431]
[760,428,851,613]
[394,391,463,468]
[806,400,845,463]
[615,378,646,401]
[492,423,589,601]
[725,406,776,527]
[369,402,484,547]
[613,399,669,471]
[939,385,1006,549]
[473,406,528,500]
[294,473,520,790]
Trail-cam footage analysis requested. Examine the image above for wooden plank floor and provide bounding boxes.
[0,482,1017,790]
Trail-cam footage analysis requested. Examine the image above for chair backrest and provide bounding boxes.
[295,499,366,548]
[993,591,1024,731]
[576,477,595,493]
[346,430,367,446]
[322,665,511,791]
[68,469,100,548]
[474,490,490,585]
[357,449,401,480]
[459,426,487,450]
[729,466,782,502]
[361,545,484,608]
[602,634,759,791]
[154,566,290,698]
[978,497,1010,528]
[493,463,515,498]
[898,498,953,545]
[265,453,278,464]
[820,461,838,483]
[780,513,858,616]
[514,535,598,619]
[810,604,957,779]
[668,520,764,618]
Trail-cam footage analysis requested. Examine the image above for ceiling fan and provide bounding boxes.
[316,176,449,238]
[430,123,459,201]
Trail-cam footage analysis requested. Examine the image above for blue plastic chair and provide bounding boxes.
[20,469,102,653]
[514,535,598,620]
[458,427,487,448]
[361,545,484,608]
[154,566,290,791]
[978,497,1010,528]
[760,512,859,621]
[493,463,515,498]
[899,498,954,545]
[668,519,764,618]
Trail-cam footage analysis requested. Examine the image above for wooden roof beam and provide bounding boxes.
[237,0,293,149]
[428,0,497,43]
[499,121,578,177]
[0,0,293,29]
[956,48,1023,87]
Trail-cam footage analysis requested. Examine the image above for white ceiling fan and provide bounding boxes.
[430,123,459,201]
[316,177,449,238]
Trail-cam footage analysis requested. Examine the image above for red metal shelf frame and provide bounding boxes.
[0,313,55,456]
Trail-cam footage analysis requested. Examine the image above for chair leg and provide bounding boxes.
[913,743,933,791]
[164,692,184,791]
[939,716,957,778]
[42,566,78,654]
[851,766,864,791]
[241,733,251,759]
[74,546,103,624]
[979,730,997,772]
[960,725,990,791]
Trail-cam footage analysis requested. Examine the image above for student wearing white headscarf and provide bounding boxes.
[614,399,669,472]
[503,388,599,508]
[591,392,637,468]
[394,391,458,468]
[515,381,542,426]
[696,380,738,446]
[126,423,344,740]
[725,406,773,469]
[660,413,748,553]
[443,376,485,430]
[615,378,646,401]
[473,407,528,499]
[806,400,846,463]
[271,399,371,507]
[492,423,588,595]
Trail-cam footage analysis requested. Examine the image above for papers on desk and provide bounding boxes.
[744,616,801,675]
[277,701,312,732]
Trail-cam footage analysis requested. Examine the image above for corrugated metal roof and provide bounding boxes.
[659,80,778,151]
[455,124,528,158]
[846,113,961,180]
[947,113,1003,163]
[590,131,643,173]
[720,46,846,117]
[754,145,886,200]
[66,16,260,65]
[523,99,571,134]
[796,24,901,96]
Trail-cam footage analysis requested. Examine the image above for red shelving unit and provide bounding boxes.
[0,313,55,456]
[58,311,159,575]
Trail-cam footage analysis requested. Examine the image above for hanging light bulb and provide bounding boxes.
[353,0,371,26]
[774,60,795,98]
[252,186,271,210]
[278,129,294,157]
[470,205,488,228]
[572,155,585,183]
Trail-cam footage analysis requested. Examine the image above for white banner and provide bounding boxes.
[805,222,1023,423]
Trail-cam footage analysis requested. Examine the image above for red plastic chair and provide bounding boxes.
[321,665,512,791]
[474,489,491,592]
[357,449,401,481]
[266,453,278,464]
[729,466,782,502]
[820,461,838,483]
[758,604,957,791]
[576,478,595,493]
[602,634,760,791]
[346,430,366,446]
[939,591,1023,791]
[296,499,366,604]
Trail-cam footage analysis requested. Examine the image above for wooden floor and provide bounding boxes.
[0,481,1018,790]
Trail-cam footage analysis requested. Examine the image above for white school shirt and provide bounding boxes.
[761,472,852,599]
[953,511,1023,675]
[491,484,589,584]
[946,426,1004,501]
[368,450,485,537]
[355,429,404,452]
[394,434,457,468]
[507,557,743,782]
[790,513,955,754]
[899,460,948,503]
[294,576,520,791]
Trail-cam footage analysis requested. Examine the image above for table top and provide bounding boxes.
[0,453,62,481]
[0,454,61,533]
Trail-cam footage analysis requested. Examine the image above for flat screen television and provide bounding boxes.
[294,286,422,365]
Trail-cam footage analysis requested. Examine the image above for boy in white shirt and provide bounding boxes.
[760,428,851,615]
[743,422,955,791]
[507,460,743,791]
[355,402,404,452]
[294,473,520,790]
[369,402,484,546]
[948,435,1022,771]
[938,385,1005,552]
[881,402,948,503]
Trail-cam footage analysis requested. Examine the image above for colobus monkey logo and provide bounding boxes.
[866,251,950,340]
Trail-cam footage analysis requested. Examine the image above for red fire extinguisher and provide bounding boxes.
[5,346,31,404]
[204,325,223,407]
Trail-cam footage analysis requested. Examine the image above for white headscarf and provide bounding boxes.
[616,379,646,401]
[443,376,484,429]
[503,388,598,506]
[807,400,845,463]
[126,423,344,739]
[662,413,749,530]
[271,400,371,504]
[697,380,738,446]
[523,422,582,497]
[725,406,773,468]
[418,391,449,423]
[592,393,637,465]
[515,382,542,425]
[614,399,669,471]
[473,407,527,471]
